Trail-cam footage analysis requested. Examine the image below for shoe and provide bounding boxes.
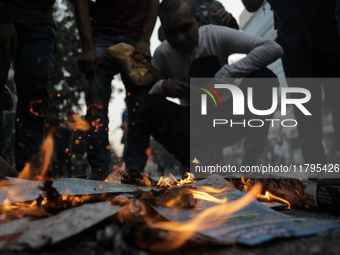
[87,172,108,181]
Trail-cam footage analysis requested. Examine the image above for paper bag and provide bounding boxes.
[107,43,156,86]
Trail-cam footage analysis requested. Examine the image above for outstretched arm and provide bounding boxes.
[211,26,283,78]
[74,0,98,74]
[134,0,159,58]
[241,0,265,12]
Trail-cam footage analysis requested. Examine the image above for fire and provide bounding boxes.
[157,173,196,187]
[191,190,227,204]
[40,133,54,178]
[146,183,262,251]
[192,157,200,164]
[68,113,90,131]
[140,173,152,187]
[157,176,173,187]
[241,175,253,191]
[199,185,233,194]
[239,175,290,209]
[257,191,291,209]
[176,172,196,186]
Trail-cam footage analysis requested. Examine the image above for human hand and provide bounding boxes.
[0,23,17,63]
[162,76,190,98]
[211,9,233,25]
[78,49,99,75]
[134,39,151,59]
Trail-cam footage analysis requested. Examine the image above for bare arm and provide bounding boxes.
[74,0,98,74]
[241,0,265,12]
[134,0,159,58]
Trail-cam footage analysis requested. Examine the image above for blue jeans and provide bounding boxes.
[0,11,56,170]
[86,34,150,174]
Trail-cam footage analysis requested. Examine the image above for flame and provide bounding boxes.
[176,172,195,186]
[257,191,291,209]
[199,185,233,194]
[68,113,90,131]
[147,183,262,251]
[157,176,174,187]
[156,173,196,187]
[140,173,152,187]
[192,157,200,164]
[191,190,227,204]
[240,175,253,191]
[29,99,45,117]
[40,133,54,178]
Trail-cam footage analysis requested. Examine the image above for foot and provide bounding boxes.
[87,172,108,181]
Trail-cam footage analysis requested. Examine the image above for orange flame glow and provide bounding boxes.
[192,157,200,164]
[257,191,291,209]
[191,190,227,203]
[40,133,54,178]
[157,173,196,187]
[68,114,90,131]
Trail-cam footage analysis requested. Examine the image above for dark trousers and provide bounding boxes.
[0,11,56,171]
[277,20,340,164]
[336,0,340,36]
[142,68,279,167]
[86,34,151,174]
[56,152,72,178]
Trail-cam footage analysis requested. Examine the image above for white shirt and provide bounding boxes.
[150,25,284,106]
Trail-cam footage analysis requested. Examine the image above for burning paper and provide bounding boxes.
[151,182,340,249]
[0,178,156,205]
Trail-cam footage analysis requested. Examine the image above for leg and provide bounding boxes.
[318,51,340,155]
[86,47,116,175]
[278,35,327,164]
[241,68,280,165]
[86,35,138,175]
[337,0,340,37]
[123,74,151,171]
[0,54,11,159]
[142,96,190,167]
[11,11,56,171]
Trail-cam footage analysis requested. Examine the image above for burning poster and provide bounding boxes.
[153,185,340,246]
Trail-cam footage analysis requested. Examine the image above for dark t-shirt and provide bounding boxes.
[91,0,148,38]
[268,0,338,37]
[8,0,55,23]
[54,126,72,154]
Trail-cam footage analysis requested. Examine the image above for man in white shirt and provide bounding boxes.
[142,0,283,168]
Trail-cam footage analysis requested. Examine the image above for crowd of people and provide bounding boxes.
[1,0,340,182]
